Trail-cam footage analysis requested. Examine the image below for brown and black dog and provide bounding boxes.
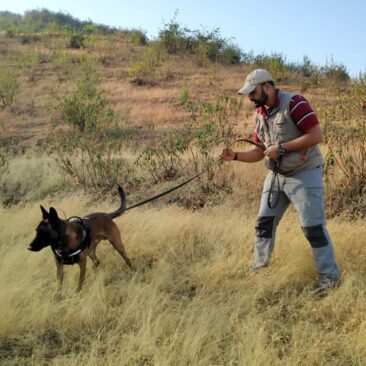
[28,186,132,294]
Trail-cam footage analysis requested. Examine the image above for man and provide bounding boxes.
[221,69,340,295]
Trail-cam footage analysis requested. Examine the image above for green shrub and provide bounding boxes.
[195,34,222,65]
[61,94,106,131]
[55,59,138,191]
[321,77,366,217]
[60,64,105,132]
[6,28,16,37]
[55,131,137,191]
[128,43,166,85]
[157,18,242,65]
[321,59,350,83]
[68,33,85,49]
[220,44,243,64]
[0,65,19,110]
[291,57,350,84]
[253,53,289,81]
[136,127,191,183]
[126,29,147,45]
[158,17,193,54]
[82,23,96,35]
[296,55,320,78]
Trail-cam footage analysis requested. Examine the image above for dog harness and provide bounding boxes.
[52,217,91,265]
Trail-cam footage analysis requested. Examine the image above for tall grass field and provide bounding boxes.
[1,197,366,365]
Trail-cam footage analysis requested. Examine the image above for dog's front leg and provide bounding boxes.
[77,258,87,292]
[56,261,64,301]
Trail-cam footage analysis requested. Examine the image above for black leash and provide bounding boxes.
[231,138,265,150]
[267,161,281,209]
[125,168,209,211]
[123,138,277,211]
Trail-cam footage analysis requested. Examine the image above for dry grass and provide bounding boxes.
[0,155,69,204]
[1,197,366,365]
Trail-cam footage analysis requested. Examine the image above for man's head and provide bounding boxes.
[238,69,275,108]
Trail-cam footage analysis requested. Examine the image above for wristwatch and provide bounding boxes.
[278,143,286,157]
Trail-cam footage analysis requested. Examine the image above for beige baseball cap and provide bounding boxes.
[238,69,273,95]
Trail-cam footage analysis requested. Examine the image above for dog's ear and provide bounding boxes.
[49,207,59,222]
[40,205,49,219]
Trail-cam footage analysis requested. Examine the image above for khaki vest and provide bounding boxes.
[254,91,323,175]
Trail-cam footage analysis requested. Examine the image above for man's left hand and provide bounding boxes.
[264,145,280,160]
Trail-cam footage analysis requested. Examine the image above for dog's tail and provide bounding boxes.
[108,185,127,219]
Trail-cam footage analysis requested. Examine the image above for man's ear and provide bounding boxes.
[40,205,49,219]
[49,207,59,222]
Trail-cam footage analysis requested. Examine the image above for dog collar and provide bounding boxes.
[54,248,82,258]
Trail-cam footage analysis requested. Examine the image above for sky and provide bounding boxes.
[1,0,365,76]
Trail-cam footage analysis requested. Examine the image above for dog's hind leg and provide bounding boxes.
[110,238,132,268]
[88,241,101,268]
[108,226,132,268]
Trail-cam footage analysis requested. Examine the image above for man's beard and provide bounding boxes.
[253,87,268,108]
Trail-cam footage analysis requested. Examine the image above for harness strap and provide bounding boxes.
[54,248,82,258]
[52,217,90,264]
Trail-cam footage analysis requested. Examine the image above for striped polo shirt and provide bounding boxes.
[253,91,319,143]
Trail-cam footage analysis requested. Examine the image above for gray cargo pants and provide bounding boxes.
[252,167,340,287]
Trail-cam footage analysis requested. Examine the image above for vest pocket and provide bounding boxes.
[275,119,288,137]
[278,152,306,173]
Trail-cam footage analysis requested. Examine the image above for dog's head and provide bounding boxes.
[28,206,67,252]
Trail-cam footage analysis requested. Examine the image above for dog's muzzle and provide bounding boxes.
[27,243,43,252]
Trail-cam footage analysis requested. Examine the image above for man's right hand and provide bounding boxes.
[221,148,236,161]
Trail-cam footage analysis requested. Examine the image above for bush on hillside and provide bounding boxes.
[136,127,192,183]
[125,29,147,45]
[321,59,350,83]
[252,53,291,81]
[68,33,85,49]
[291,56,350,84]
[60,60,104,131]
[295,55,320,78]
[157,18,242,65]
[56,59,138,190]
[0,65,19,110]
[322,76,366,217]
[0,9,116,35]
[128,42,166,85]
[220,43,243,64]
